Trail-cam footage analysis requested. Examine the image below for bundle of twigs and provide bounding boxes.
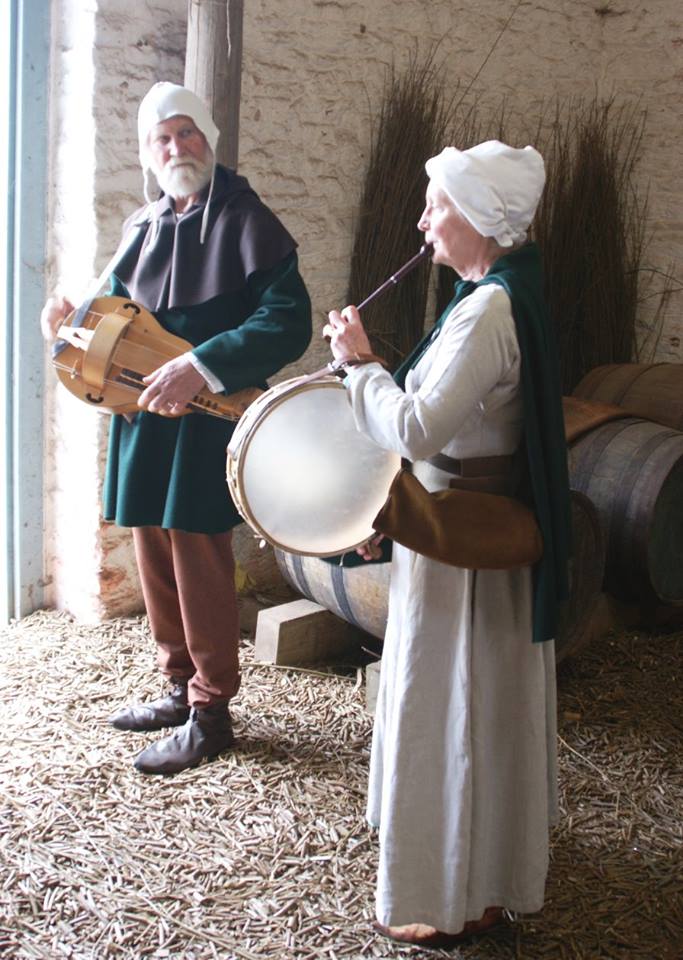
[346,51,452,368]
[532,98,648,392]
[352,61,667,386]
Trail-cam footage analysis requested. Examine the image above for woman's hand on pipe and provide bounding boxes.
[322,306,372,361]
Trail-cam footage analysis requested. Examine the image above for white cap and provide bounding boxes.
[138,82,219,168]
[137,82,220,245]
[425,140,545,248]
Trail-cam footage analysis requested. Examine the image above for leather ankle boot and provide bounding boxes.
[109,680,190,732]
[133,704,234,775]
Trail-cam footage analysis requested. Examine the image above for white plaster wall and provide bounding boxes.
[237,0,682,365]
[44,0,683,618]
[44,0,187,619]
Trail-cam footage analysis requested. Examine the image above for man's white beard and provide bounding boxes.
[155,153,213,200]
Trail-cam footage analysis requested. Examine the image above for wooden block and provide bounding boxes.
[365,659,382,715]
[254,598,365,666]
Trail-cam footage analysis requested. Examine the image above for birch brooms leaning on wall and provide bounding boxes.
[274,59,683,667]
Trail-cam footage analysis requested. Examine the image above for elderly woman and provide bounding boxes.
[324,141,571,948]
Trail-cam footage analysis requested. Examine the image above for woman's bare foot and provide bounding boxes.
[373,907,504,948]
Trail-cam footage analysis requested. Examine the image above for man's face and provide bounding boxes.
[147,115,213,199]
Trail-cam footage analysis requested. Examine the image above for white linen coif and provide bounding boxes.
[137,82,220,244]
[425,140,545,248]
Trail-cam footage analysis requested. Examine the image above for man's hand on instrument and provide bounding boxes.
[323,306,372,361]
[356,534,385,562]
[138,354,206,417]
[40,295,75,344]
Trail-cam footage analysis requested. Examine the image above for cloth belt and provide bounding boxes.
[423,452,517,496]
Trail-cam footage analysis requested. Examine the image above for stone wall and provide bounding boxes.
[240,0,682,364]
[44,0,683,618]
[45,0,187,620]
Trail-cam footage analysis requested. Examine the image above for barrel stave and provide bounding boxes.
[568,417,683,605]
[573,363,683,431]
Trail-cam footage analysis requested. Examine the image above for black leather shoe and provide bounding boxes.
[133,704,234,775]
[109,680,190,732]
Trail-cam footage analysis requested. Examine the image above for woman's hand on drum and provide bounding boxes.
[323,306,372,362]
[356,533,385,562]
[138,354,206,417]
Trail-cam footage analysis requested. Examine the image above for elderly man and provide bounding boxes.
[41,82,312,775]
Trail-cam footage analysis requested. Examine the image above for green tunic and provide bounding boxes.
[103,251,312,533]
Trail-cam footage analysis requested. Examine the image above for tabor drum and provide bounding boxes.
[226,375,400,556]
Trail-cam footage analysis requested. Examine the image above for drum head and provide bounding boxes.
[233,380,400,556]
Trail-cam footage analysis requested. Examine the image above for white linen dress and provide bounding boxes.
[345,283,559,932]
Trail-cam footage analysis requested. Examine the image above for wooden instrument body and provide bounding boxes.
[54,295,261,420]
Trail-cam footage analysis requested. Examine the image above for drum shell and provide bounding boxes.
[568,417,683,605]
[276,487,604,664]
[573,363,683,431]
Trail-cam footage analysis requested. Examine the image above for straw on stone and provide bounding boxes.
[0,609,681,959]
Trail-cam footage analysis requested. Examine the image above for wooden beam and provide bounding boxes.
[254,599,366,666]
[184,0,243,170]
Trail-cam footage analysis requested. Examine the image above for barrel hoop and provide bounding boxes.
[330,562,363,630]
[570,417,640,495]
[291,553,314,603]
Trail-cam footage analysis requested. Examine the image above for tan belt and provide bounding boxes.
[426,452,516,477]
[424,452,517,495]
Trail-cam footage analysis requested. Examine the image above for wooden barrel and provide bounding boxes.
[568,417,683,605]
[573,363,683,431]
[276,489,605,664]
[275,549,389,640]
[556,491,605,662]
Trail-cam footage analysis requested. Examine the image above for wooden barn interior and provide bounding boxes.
[1,0,682,957]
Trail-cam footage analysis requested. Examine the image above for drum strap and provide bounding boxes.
[295,353,389,388]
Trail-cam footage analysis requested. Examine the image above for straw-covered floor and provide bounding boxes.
[0,608,681,960]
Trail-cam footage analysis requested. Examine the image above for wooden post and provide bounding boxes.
[184,0,243,170]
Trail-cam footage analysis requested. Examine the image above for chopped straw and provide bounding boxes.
[0,609,681,958]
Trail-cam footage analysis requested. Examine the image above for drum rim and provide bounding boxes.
[226,375,396,556]
[227,376,343,455]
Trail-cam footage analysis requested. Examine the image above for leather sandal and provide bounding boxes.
[373,906,505,949]
[109,679,190,732]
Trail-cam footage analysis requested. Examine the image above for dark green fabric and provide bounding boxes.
[323,244,571,630]
[397,242,570,643]
[103,251,312,533]
[465,243,571,643]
